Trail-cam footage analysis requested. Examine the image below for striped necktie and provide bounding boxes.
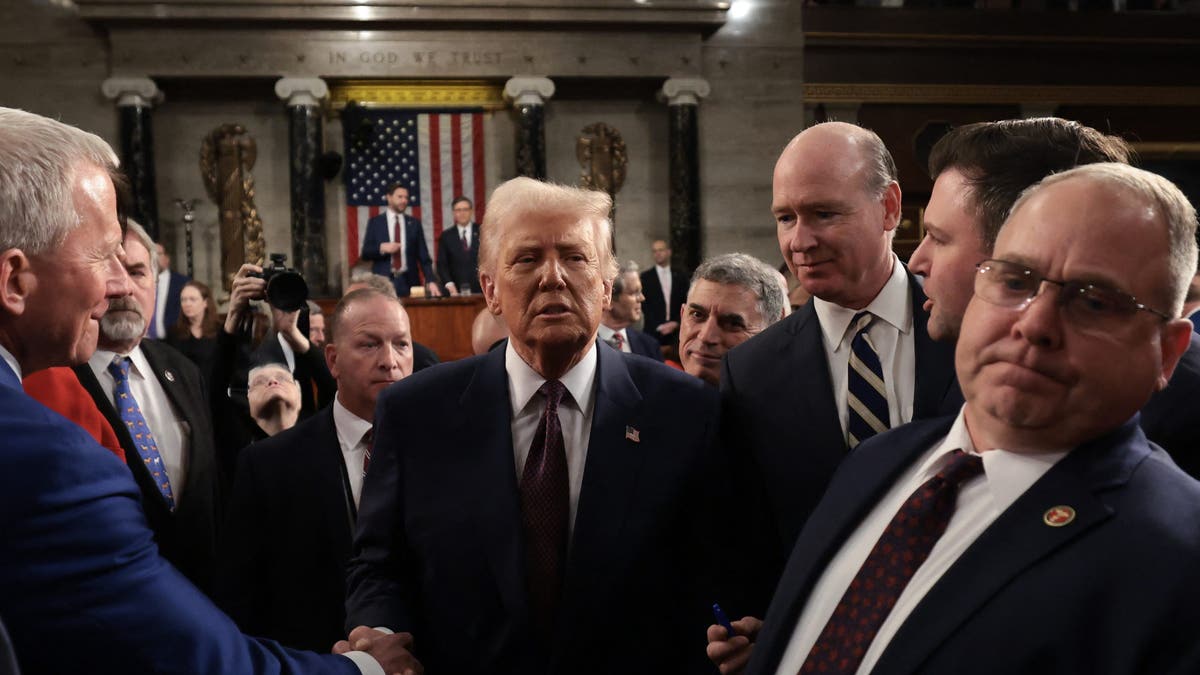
[846,311,890,448]
[108,356,176,510]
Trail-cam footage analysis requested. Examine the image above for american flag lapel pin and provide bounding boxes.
[625,425,640,443]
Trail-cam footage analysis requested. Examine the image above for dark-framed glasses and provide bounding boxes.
[974,259,1171,334]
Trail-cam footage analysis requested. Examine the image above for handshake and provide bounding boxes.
[334,626,424,675]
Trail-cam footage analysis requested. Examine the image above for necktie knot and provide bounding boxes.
[851,310,875,337]
[539,379,567,412]
[108,356,131,381]
[935,449,984,487]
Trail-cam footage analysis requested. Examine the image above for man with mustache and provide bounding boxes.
[345,177,739,675]
[72,218,222,596]
[219,287,414,653]
[745,162,1200,675]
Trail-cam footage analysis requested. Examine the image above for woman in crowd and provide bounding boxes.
[169,280,220,384]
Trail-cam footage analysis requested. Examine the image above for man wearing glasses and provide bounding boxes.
[743,162,1200,675]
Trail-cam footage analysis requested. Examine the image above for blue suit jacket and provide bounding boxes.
[719,269,960,609]
[345,341,741,675]
[160,270,189,335]
[0,361,358,675]
[360,212,435,297]
[746,415,1200,675]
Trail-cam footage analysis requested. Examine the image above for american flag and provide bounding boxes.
[343,107,487,269]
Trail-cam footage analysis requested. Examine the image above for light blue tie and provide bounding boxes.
[847,311,890,449]
[108,356,175,510]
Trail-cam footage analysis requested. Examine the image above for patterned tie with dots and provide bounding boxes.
[799,449,983,674]
[847,311,890,449]
[520,379,570,640]
[108,356,176,511]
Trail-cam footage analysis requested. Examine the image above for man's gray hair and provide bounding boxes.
[611,260,640,298]
[690,253,788,327]
[0,107,120,255]
[248,362,296,386]
[1010,162,1199,316]
[125,218,158,279]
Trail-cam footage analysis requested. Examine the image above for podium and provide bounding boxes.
[401,295,487,363]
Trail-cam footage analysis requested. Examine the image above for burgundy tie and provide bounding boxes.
[800,449,984,675]
[362,427,374,479]
[520,379,570,639]
[461,227,470,251]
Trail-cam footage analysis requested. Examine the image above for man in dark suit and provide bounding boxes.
[359,182,440,298]
[599,261,662,361]
[219,288,413,652]
[718,123,960,623]
[0,106,417,675]
[252,306,336,420]
[742,163,1200,675]
[436,195,482,295]
[72,219,221,596]
[908,117,1200,479]
[640,239,688,347]
[345,177,740,675]
[148,242,189,340]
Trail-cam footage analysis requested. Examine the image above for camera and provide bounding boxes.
[249,253,308,312]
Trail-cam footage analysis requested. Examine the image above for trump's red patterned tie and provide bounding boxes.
[520,379,570,638]
[800,449,983,675]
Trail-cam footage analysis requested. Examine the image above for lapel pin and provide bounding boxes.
[1043,505,1076,527]
[164,370,176,383]
[625,426,640,443]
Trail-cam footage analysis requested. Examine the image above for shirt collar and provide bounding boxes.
[90,344,149,380]
[924,406,1070,511]
[505,338,598,417]
[656,264,670,275]
[0,343,22,383]
[597,324,625,342]
[333,394,374,449]
[813,254,912,352]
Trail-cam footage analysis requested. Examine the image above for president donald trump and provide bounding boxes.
[346,177,737,674]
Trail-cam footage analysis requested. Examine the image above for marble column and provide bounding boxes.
[101,77,162,239]
[661,77,710,274]
[275,77,329,296]
[504,77,556,180]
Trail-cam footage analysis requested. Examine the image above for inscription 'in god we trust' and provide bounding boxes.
[329,50,505,66]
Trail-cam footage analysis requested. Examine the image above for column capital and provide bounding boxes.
[100,77,163,108]
[660,78,711,106]
[275,77,329,107]
[504,77,555,106]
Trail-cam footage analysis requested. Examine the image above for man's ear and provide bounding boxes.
[602,278,614,311]
[881,181,903,233]
[481,271,502,316]
[0,249,34,317]
[1156,318,1194,391]
[325,342,339,379]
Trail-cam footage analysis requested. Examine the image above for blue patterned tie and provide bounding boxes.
[847,311,890,449]
[108,356,176,510]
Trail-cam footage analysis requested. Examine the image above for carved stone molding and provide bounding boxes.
[504,76,556,107]
[660,77,710,106]
[275,77,329,107]
[100,76,163,107]
[804,82,1200,106]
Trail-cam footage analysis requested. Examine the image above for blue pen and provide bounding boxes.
[712,602,736,638]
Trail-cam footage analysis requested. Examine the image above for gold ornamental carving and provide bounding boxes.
[200,123,266,292]
[328,80,506,110]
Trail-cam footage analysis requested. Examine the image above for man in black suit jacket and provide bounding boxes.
[909,117,1200,479]
[345,177,740,675]
[72,221,220,595]
[743,163,1200,675]
[218,288,413,652]
[718,124,960,624]
[599,261,663,362]
[436,195,482,295]
[640,239,688,347]
[359,183,441,298]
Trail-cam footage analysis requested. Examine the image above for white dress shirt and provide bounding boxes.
[774,407,1069,675]
[153,269,170,338]
[275,332,297,374]
[332,394,372,508]
[506,339,598,537]
[89,345,191,500]
[387,210,408,273]
[597,324,632,353]
[813,254,916,436]
[655,264,672,316]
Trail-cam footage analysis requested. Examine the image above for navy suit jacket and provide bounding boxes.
[360,212,435,297]
[345,341,740,675]
[627,328,664,362]
[156,270,189,338]
[720,270,960,608]
[436,222,481,294]
[1139,333,1200,479]
[0,360,360,674]
[72,340,221,595]
[218,406,356,652]
[746,415,1200,675]
[640,267,689,345]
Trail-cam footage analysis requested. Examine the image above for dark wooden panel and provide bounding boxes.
[401,296,488,363]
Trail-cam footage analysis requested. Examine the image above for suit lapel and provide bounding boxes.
[309,407,356,556]
[140,343,206,508]
[790,304,845,454]
[907,270,961,417]
[873,422,1142,675]
[458,348,528,622]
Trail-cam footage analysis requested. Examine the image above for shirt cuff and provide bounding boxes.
[343,651,385,675]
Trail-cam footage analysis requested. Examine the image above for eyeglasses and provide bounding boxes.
[249,373,296,389]
[974,259,1170,334]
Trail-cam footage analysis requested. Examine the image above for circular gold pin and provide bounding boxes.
[1043,505,1076,527]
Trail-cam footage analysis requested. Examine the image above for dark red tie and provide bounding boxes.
[800,449,984,674]
[520,379,570,639]
[391,215,403,272]
[461,226,470,251]
[361,427,373,479]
